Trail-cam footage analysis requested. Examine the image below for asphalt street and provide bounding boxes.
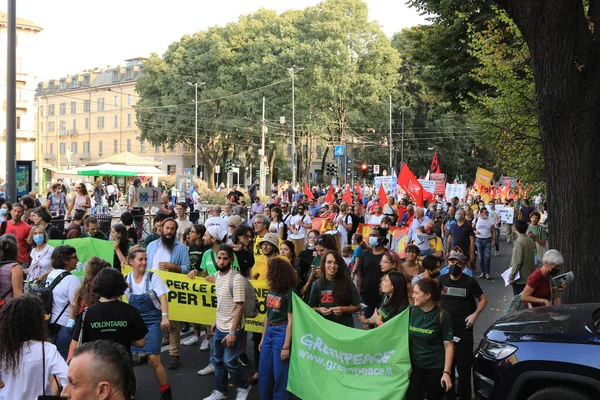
[134,237,515,400]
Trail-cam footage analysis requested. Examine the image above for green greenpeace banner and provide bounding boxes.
[47,238,115,279]
[288,294,411,400]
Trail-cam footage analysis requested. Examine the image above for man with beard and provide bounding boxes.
[289,203,312,238]
[439,252,488,400]
[147,218,190,370]
[280,201,293,239]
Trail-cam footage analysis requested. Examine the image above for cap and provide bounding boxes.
[448,252,467,264]
[228,215,243,228]
[259,233,279,248]
[207,226,228,242]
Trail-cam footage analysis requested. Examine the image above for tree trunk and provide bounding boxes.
[320,146,330,184]
[497,0,600,302]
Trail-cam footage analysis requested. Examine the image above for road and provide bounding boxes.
[134,238,515,399]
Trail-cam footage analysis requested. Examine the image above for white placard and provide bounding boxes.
[418,179,436,195]
[494,205,515,224]
[445,183,467,200]
[132,187,162,207]
[374,176,395,194]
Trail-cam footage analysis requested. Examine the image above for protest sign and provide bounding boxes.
[418,179,436,195]
[47,238,115,279]
[430,173,446,181]
[434,181,446,195]
[132,187,162,207]
[374,176,395,193]
[494,205,515,223]
[288,294,411,400]
[475,167,494,188]
[121,266,268,333]
[445,183,467,200]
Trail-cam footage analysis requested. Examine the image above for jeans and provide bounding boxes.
[494,228,500,252]
[476,238,492,275]
[52,325,73,360]
[407,365,444,400]
[445,329,473,400]
[213,329,248,393]
[259,325,290,400]
[253,332,262,373]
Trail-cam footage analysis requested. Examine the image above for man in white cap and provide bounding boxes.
[205,206,228,231]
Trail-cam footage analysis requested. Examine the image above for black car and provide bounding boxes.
[473,303,600,400]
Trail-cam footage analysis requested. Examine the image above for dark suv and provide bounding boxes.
[473,303,600,400]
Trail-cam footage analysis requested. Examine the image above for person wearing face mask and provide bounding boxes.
[438,251,487,400]
[412,255,442,287]
[355,226,389,318]
[473,208,497,279]
[442,205,457,250]
[0,200,9,223]
[487,201,501,256]
[439,252,474,277]
[520,249,564,307]
[447,209,476,269]
[25,227,54,283]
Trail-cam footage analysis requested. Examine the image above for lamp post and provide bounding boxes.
[400,107,410,166]
[288,67,303,186]
[188,82,205,175]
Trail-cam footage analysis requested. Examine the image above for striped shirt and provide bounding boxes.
[215,269,246,332]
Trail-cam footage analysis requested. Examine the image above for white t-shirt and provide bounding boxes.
[205,216,228,231]
[290,214,312,236]
[269,221,284,235]
[45,269,80,327]
[474,217,496,239]
[151,241,171,271]
[125,270,169,309]
[28,244,55,281]
[107,184,115,195]
[0,341,68,400]
[336,213,349,235]
[192,191,201,211]
[369,214,384,225]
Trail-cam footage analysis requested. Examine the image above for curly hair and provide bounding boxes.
[73,257,111,314]
[267,257,298,294]
[0,295,46,375]
[232,224,253,246]
[51,245,77,270]
[319,250,353,306]
[92,268,128,299]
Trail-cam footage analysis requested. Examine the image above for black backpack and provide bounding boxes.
[32,271,71,334]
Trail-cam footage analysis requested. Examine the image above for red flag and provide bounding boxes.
[430,151,441,174]
[416,188,424,207]
[325,186,334,203]
[397,163,426,204]
[355,182,363,200]
[342,188,352,203]
[378,183,387,208]
[303,182,314,200]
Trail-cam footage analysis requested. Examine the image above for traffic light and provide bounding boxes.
[360,163,368,172]
[225,158,232,172]
[265,165,270,175]
[331,163,337,176]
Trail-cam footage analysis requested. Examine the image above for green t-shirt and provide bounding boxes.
[266,288,297,324]
[308,278,360,328]
[408,305,453,369]
[200,250,239,275]
[526,224,548,255]
[378,294,395,323]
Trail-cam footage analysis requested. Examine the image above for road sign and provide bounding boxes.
[373,164,380,175]
[331,178,337,185]
[334,145,345,156]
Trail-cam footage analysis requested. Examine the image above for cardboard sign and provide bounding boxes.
[445,184,467,200]
[132,187,162,207]
[374,176,395,194]
[475,167,494,188]
[418,179,436,195]
[494,205,515,223]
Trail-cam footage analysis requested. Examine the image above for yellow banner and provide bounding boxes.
[122,266,269,333]
[475,167,494,188]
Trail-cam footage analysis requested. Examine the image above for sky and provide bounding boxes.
[10,0,428,81]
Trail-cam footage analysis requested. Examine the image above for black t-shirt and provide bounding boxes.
[297,249,315,285]
[127,227,138,244]
[72,301,148,353]
[358,249,385,302]
[449,222,475,255]
[189,243,208,272]
[438,273,483,335]
[234,249,254,278]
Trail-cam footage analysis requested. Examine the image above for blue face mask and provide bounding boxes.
[33,234,45,245]
[455,214,460,221]
[0,208,6,216]
[368,236,380,247]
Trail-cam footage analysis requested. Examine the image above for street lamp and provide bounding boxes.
[288,67,303,186]
[187,81,206,175]
[400,107,410,166]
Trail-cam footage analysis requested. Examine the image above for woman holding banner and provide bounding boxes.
[309,251,360,327]
[359,271,409,328]
[408,278,454,400]
[258,257,298,400]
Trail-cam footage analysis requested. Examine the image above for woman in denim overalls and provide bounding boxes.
[125,248,173,400]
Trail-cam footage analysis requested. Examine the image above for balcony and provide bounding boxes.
[70,129,79,135]
[44,153,56,160]
[16,70,27,82]
[16,99,28,109]
[78,152,91,160]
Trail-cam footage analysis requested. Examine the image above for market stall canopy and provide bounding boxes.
[76,163,165,177]
[85,151,161,167]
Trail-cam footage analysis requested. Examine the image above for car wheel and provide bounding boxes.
[527,387,593,400]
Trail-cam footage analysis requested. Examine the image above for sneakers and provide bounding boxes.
[476,273,485,278]
[236,386,252,400]
[203,390,227,400]
[181,322,190,333]
[198,364,215,376]
[239,353,251,367]
[183,335,200,346]
[168,355,180,370]
[200,338,211,351]
[494,250,500,256]
[485,274,491,279]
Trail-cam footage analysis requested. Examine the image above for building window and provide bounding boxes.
[70,101,76,114]
[99,140,103,154]
[16,116,20,130]
[316,145,322,158]
[125,69,132,80]
[59,80,66,90]
[83,100,90,113]
[154,144,160,152]
[72,119,77,131]
[112,71,119,81]
[83,76,90,86]
[287,144,292,157]
[127,94,132,105]
[113,95,118,107]
[48,121,55,132]
[59,120,66,134]
[113,140,118,153]
[98,98,104,111]
[83,141,89,153]
[140,139,145,152]
[59,103,66,115]
[49,143,53,154]
[97,116,104,129]
[48,104,55,116]
[113,115,118,128]
[72,77,79,88]
[71,142,77,155]
[84,117,89,130]
[60,142,65,155]
[127,113,132,127]
[127,139,131,152]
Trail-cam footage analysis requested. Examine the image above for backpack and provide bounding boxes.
[228,270,259,318]
[33,271,71,333]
